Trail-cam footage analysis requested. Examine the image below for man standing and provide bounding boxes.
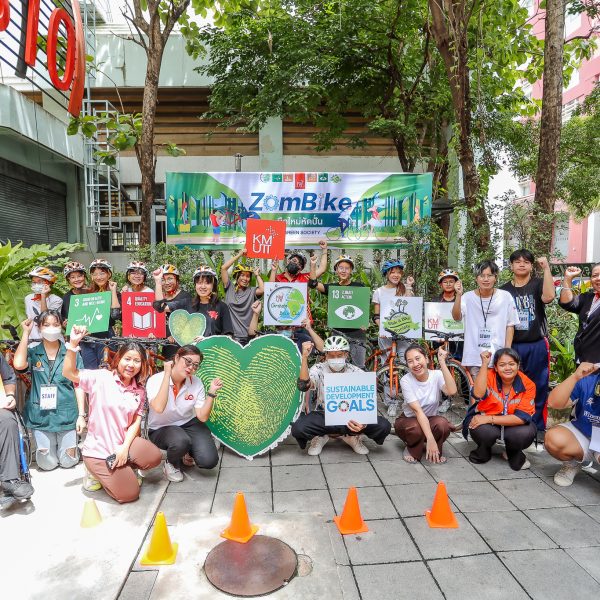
[501,249,555,433]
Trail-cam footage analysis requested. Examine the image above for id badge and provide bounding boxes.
[516,309,530,331]
[478,327,492,349]
[40,385,58,410]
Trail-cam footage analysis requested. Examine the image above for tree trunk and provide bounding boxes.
[533,0,566,253]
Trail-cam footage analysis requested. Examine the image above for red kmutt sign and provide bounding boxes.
[0,0,85,116]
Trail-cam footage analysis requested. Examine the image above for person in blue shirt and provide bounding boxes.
[545,362,600,487]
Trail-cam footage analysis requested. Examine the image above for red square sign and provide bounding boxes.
[245,219,287,259]
[121,292,166,338]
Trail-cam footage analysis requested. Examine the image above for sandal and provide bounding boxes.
[403,448,418,464]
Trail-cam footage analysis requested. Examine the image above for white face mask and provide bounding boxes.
[41,326,62,342]
[327,358,346,372]
[31,283,46,294]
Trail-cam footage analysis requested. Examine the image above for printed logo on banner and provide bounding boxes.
[318,173,329,182]
[272,173,283,182]
[245,219,287,259]
[263,282,307,326]
[260,173,271,182]
[307,173,317,182]
[295,173,306,189]
[424,302,464,340]
[283,173,293,182]
[122,292,166,338]
[324,371,378,426]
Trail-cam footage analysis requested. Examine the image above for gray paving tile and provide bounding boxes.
[323,462,380,488]
[387,482,456,518]
[343,518,420,565]
[447,481,516,512]
[582,504,600,523]
[423,457,486,483]
[405,514,489,559]
[494,478,573,510]
[525,507,600,548]
[543,473,600,505]
[215,465,272,493]
[446,435,475,457]
[272,464,327,491]
[499,549,600,599]
[318,439,370,463]
[471,456,537,480]
[566,547,600,584]
[337,565,360,600]
[166,466,218,494]
[211,491,272,515]
[364,436,406,461]
[440,441,462,458]
[158,492,213,525]
[119,571,157,600]
[220,448,270,467]
[466,510,557,551]
[270,444,321,466]
[331,486,397,520]
[327,521,350,566]
[354,562,444,600]
[371,459,434,486]
[274,490,334,514]
[428,554,529,600]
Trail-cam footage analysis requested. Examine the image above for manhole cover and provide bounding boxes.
[204,535,297,597]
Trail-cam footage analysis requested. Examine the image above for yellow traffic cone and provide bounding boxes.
[140,512,178,565]
[80,498,102,528]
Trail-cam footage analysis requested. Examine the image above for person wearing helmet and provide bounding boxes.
[25,267,63,343]
[220,248,264,344]
[293,337,391,456]
[152,265,193,360]
[122,261,152,293]
[500,249,555,434]
[436,269,460,303]
[187,266,233,338]
[61,262,88,326]
[81,259,121,369]
[372,259,415,418]
[314,255,368,368]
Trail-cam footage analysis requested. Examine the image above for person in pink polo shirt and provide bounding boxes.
[63,325,162,503]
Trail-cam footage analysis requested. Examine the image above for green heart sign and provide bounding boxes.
[195,334,302,459]
[169,309,207,346]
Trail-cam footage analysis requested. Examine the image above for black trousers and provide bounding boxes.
[0,409,21,482]
[291,410,391,450]
[149,417,219,470]
[469,422,537,470]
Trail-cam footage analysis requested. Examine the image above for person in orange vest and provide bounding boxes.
[463,348,536,471]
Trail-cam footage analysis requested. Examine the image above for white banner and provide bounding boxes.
[324,372,378,426]
[380,296,423,339]
[424,302,464,340]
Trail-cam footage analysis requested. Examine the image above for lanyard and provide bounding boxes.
[479,290,495,327]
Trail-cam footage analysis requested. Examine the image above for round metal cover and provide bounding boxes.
[204,535,297,597]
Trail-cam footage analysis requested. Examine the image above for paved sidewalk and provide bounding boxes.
[4,432,600,599]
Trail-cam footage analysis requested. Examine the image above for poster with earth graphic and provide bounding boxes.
[263,282,307,326]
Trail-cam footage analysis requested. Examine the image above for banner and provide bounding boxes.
[66,292,111,334]
[380,296,423,339]
[424,302,464,340]
[263,282,308,326]
[245,218,287,259]
[324,372,378,426]
[166,172,432,249]
[121,292,166,338]
[327,286,371,329]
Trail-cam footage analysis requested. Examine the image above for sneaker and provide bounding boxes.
[212,435,221,451]
[163,461,184,483]
[554,462,581,487]
[83,467,102,492]
[136,470,144,486]
[342,435,369,455]
[2,479,34,500]
[520,459,531,470]
[387,403,398,418]
[307,435,329,456]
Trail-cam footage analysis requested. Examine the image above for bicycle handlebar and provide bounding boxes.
[81,336,174,347]
[423,329,464,341]
[383,328,415,342]
[329,329,371,349]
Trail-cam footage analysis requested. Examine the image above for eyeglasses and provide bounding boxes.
[181,357,201,370]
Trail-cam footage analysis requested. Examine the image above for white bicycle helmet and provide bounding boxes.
[323,335,350,352]
[63,261,86,277]
[126,261,148,275]
[193,265,218,281]
[160,264,180,276]
[438,268,459,283]
[90,258,113,272]
[28,267,57,284]
[334,255,355,270]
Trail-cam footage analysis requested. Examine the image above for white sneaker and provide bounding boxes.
[520,459,531,470]
[387,403,398,418]
[438,398,451,414]
[307,435,329,456]
[212,435,221,451]
[342,435,369,455]
[554,462,581,487]
[163,461,184,483]
[83,466,102,492]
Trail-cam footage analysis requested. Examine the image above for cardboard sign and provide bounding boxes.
[264,282,307,326]
[424,302,464,340]
[121,292,166,338]
[67,292,111,334]
[327,286,371,329]
[245,219,287,259]
[380,296,423,339]
[324,371,378,426]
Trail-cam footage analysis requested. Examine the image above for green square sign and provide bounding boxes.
[67,292,112,334]
[327,286,371,329]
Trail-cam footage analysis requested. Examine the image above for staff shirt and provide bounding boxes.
[146,372,206,429]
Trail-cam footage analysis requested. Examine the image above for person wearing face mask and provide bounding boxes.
[293,336,391,456]
[24,267,63,344]
[13,311,86,471]
[146,346,223,482]
[122,261,153,293]
[61,262,88,328]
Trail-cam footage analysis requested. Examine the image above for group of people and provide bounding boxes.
[1,246,599,506]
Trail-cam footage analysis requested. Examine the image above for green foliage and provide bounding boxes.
[0,240,83,328]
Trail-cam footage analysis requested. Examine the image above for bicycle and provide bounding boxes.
[325,221,369,242]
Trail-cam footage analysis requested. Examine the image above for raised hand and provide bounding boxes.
[251,300,262,315]
[318,239,328,250]
[70,325,88,346]
[301,341,314,357]
[21,319,34,335]
[480,350,492,365]
[564,266,581,281]
[454,280,463,295]
[209,377,223,394]
[405,275,415,287]
[152,268,163,281]
[537,256,550,271]
[108,280,118,292]
[437,347,448,363]
[575,362,599,380]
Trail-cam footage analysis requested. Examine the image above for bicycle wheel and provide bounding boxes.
[326,227,341,241]
[376,361,409,405]
[440,360,471,427]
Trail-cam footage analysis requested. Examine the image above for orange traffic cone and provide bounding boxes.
[80,499,102,528]
[334,487,369,535]
[140,512,178,565]
[221,492,259,543]
[425,482,459,528]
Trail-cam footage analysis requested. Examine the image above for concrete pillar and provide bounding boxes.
[259,117,283,172]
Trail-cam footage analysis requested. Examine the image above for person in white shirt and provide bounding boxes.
[451,260,519,377]
[146,345,222,482]
[24,267,62,342]
[395,345,457,463]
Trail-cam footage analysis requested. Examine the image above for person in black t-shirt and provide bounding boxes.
[501,249,555,432]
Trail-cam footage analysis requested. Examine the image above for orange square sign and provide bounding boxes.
[245,219,287,259]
